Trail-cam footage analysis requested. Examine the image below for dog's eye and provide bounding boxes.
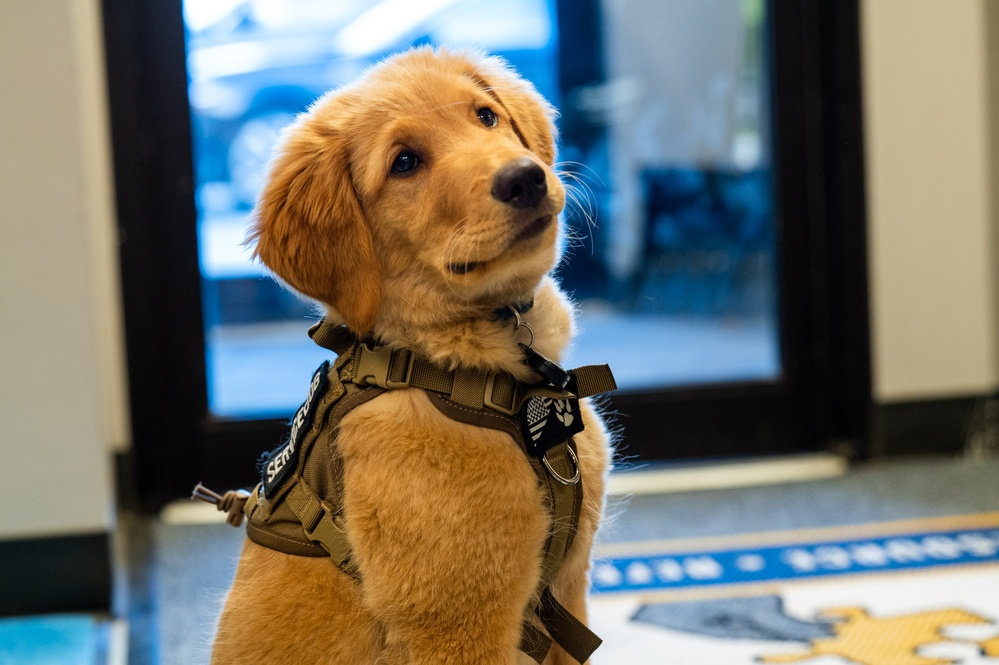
[390,151,421,175]
[477,107,498,128]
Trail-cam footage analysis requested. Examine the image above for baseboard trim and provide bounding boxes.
[0,532,112,617]
[873,394,989,457]
[608,453,848,496]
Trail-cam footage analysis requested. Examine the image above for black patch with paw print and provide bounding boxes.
[520,395,585,457]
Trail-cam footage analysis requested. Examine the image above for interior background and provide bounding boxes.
[1,0,998,588]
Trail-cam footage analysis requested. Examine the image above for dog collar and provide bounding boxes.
[492,299,534,322]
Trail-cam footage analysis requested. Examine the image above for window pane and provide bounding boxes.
[183,0,779,418]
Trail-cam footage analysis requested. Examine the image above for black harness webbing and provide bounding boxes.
[196,318,615,664]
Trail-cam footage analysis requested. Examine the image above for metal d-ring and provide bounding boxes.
[542,445,581,485]
[507,305,536,349]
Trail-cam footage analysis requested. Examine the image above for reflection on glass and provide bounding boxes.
[183,0,779,418]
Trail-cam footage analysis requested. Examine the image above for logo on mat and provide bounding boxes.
[756,606,999,665]
[633,597,999,665]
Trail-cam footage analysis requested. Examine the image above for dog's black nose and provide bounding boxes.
[491,158,547,209]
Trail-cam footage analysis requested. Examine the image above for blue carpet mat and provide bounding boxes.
[593,512,999,596]
[0,614,99,665]
[590,513,999,664]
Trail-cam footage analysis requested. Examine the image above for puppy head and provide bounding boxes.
[249,47,564,335]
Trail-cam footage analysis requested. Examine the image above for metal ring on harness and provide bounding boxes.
[542,445,581,485]
[508,305,537,349]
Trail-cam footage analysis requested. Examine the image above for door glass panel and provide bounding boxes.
[183,0,779,419]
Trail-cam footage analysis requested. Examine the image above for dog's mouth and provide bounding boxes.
[447,261,481,275]
[446,216,554,276]
[515,215,553,244]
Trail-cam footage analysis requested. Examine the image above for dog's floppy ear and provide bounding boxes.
[248,120,382,334]
[471,56,558,166]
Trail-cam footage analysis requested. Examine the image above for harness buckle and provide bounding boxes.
[302,500,352,569]
[355,344,413,389]
[484,371,521,416]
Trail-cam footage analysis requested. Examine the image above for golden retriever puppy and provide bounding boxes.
[211,47,612,665]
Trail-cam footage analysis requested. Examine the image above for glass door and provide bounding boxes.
[185,0,779,417]
[103,0,869,507]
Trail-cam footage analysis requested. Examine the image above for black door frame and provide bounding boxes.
[103,0,870,510]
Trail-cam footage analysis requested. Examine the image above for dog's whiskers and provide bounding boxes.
[556,166,598,228]
[555,160,604,186]
[561,223,589,251]
[562,184,597,237]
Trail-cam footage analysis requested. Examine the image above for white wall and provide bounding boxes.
[0,0,125,539]
[988,0,999,401]
[862,0,999,402]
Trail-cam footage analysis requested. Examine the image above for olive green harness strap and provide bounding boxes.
[272,319,615,663]
[284,482,356,573]
[308,318,581,415]
[514,436,593,664]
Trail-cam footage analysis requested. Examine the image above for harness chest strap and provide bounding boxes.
[242,444,597,662]
[309,320,613,662]
[231,321,616,664]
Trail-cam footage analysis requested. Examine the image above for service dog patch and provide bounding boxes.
[258,361,330,497]
[520,395,585,457]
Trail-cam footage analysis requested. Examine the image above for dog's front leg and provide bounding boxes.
[211,540,383,664]
[339,391,550,665]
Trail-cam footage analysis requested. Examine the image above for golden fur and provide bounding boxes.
[213,48,611,664]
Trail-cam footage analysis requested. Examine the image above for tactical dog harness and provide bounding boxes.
[196,317,616,664]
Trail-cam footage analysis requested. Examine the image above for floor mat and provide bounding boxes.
[146,458,999,664]
[0,614,101,665]
[589,513,999,664]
